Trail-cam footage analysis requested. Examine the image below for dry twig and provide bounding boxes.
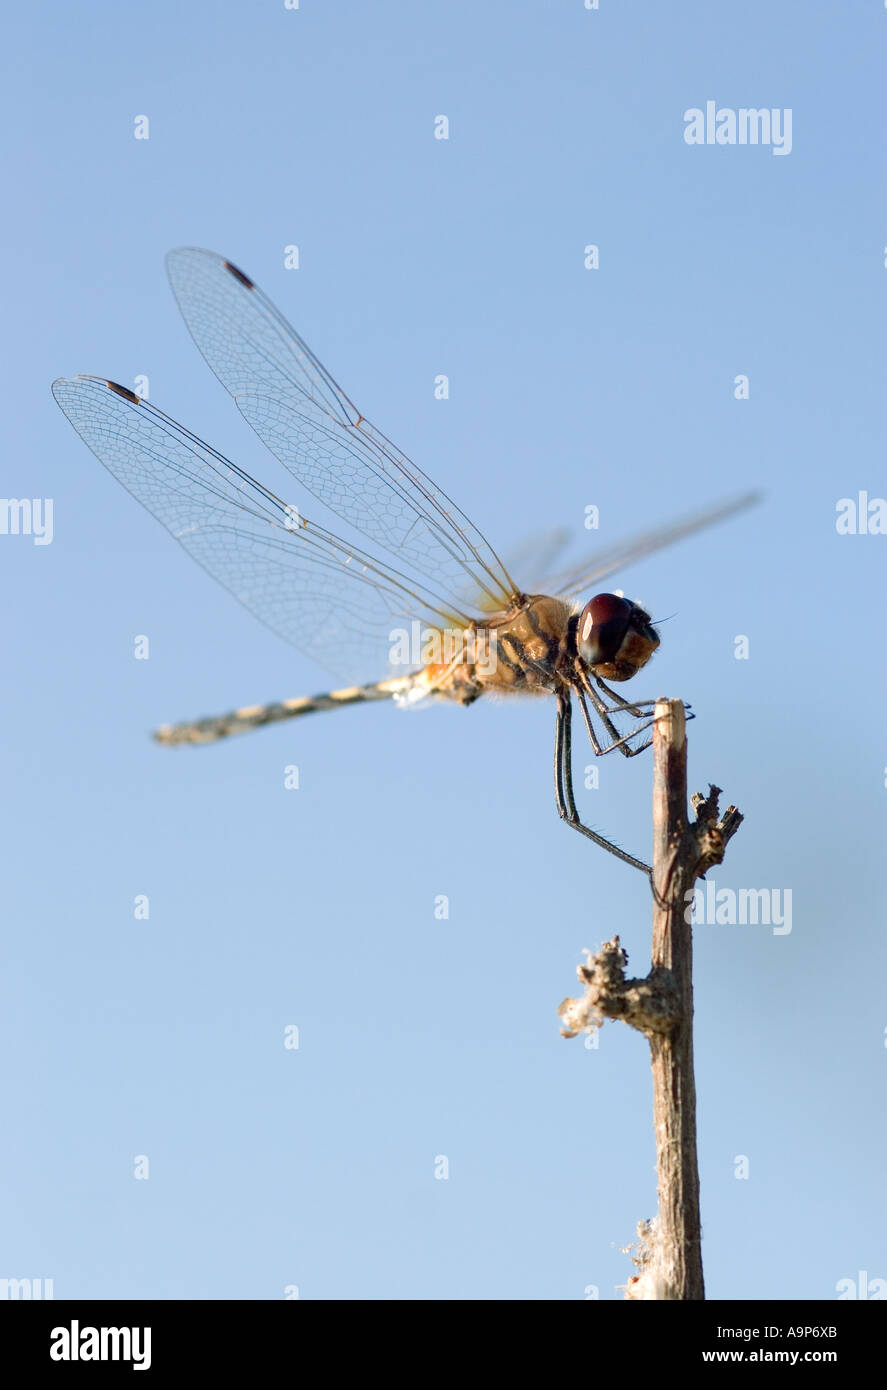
[559,698,744,1301]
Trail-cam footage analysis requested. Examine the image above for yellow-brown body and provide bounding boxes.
[417,594,576,705]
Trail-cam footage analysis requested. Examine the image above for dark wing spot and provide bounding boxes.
[106,380,140,404]
[223,260,255,290]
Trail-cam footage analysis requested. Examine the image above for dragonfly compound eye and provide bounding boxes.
[577,593,660,682]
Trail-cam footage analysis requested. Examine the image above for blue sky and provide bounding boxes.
[3,0,885,1300]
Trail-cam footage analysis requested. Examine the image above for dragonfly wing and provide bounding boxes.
[548,491,762,600]
[235,388,502,615]
[51,376,470,684]
[493,525,573,606]
[166,247,519,610]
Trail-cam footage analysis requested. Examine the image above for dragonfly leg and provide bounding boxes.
[591,677,656,719]
[594,677,692,724]
[579,684,655,759]
[554,695,652,876]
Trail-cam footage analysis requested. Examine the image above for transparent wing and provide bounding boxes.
[547,491,762,599]
[165,247,519,611]
[51,376,471,684]
[497,525,573,602]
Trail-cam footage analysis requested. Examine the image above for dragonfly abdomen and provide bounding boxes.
[153,676,417,746]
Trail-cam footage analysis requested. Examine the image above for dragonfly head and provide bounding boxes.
[577,593,660,682]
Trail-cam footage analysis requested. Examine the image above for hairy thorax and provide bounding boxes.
[420,594,576,705]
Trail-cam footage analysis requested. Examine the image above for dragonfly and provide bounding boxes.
[52,248,758,876]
